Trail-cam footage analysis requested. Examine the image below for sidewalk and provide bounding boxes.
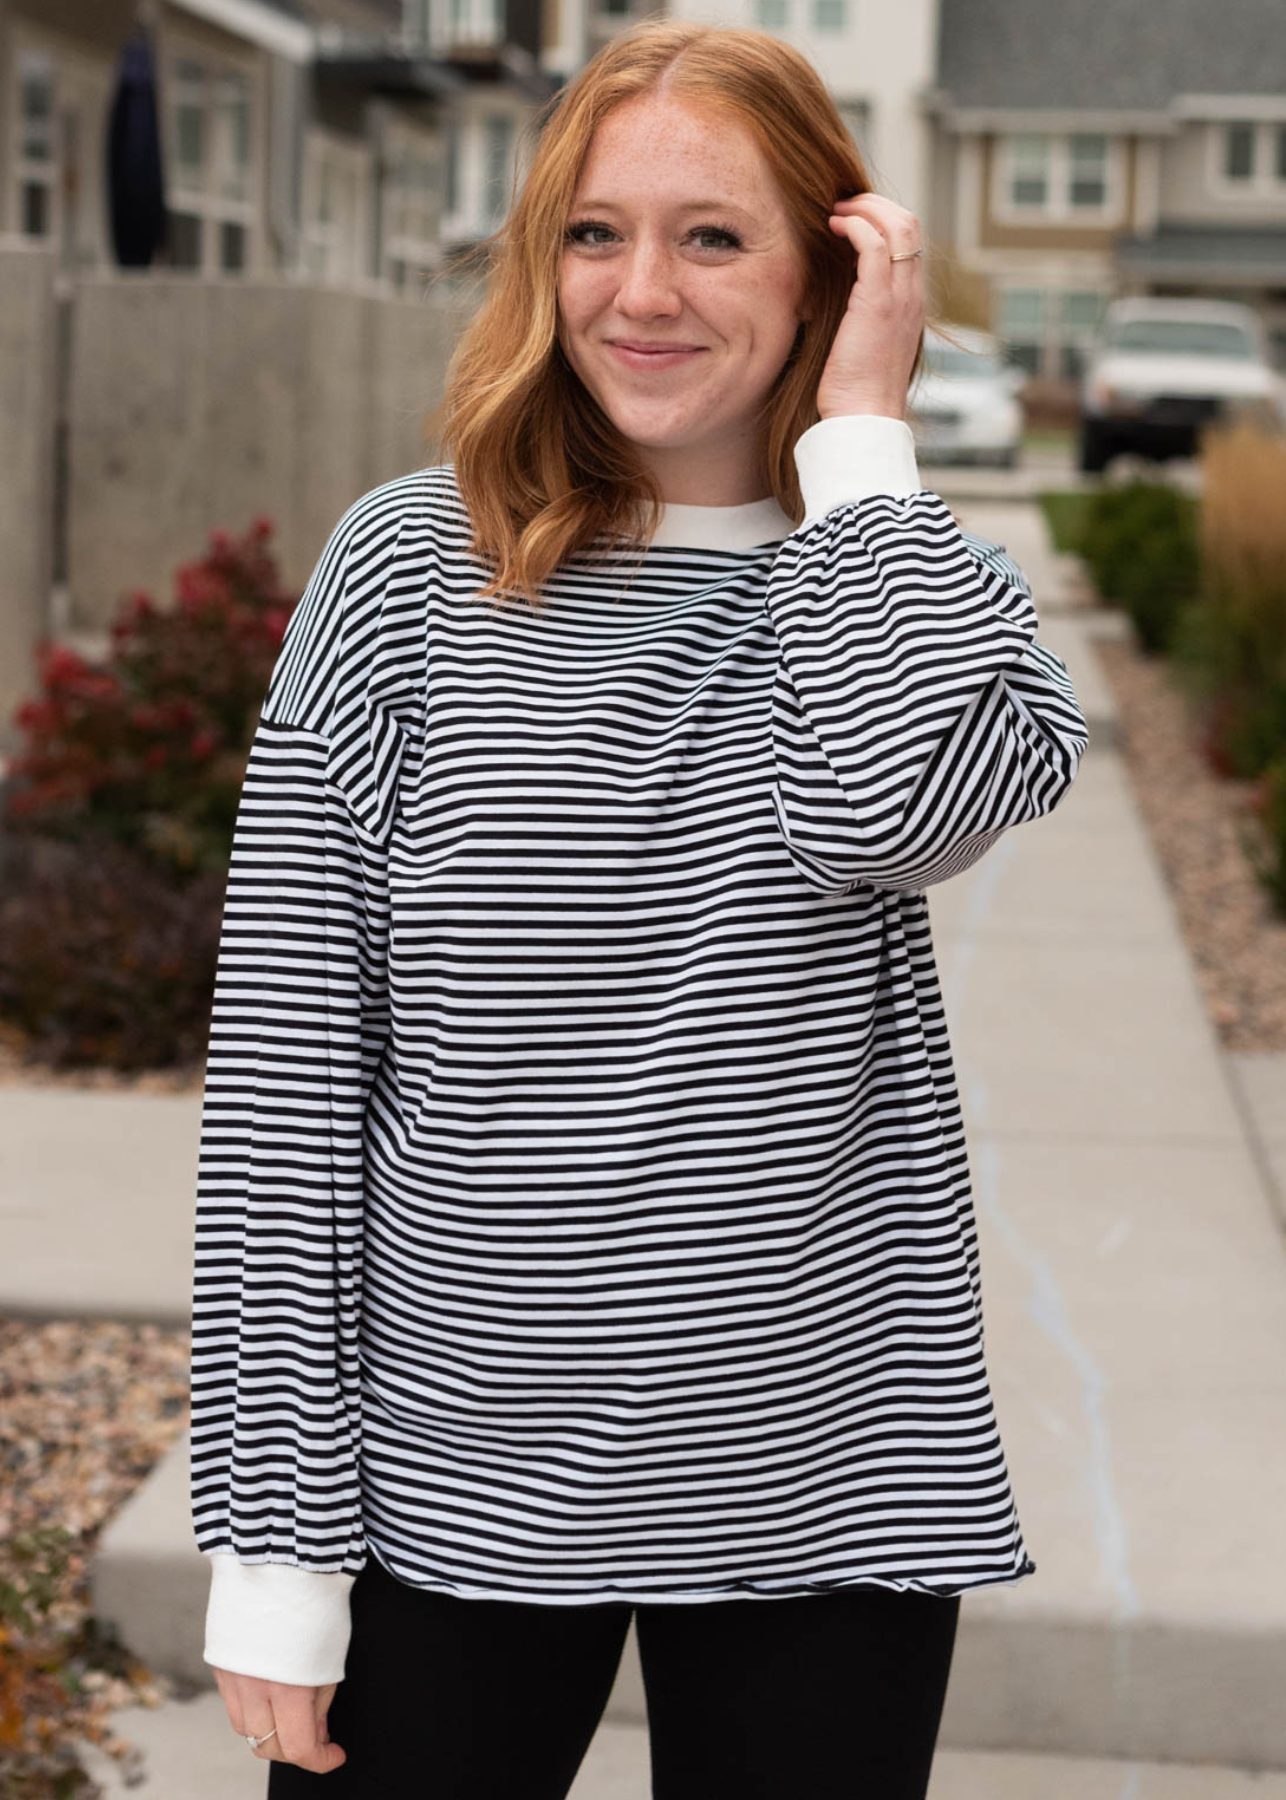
[5,485,1286,1783]
[76,1701,1286,1800]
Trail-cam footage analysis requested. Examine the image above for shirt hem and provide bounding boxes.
[362,1543,1037,1606]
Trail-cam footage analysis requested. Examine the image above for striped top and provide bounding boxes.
[192,414,1089,1687]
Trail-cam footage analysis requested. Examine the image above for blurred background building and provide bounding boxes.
[3,0,1283,362]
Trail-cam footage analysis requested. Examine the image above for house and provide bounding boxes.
[0,0,558,288]
[922,0,1286,391]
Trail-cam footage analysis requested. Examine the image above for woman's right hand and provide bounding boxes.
[213,1667,347,1773]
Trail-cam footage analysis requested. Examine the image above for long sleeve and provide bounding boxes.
[769,415,1089,896]
[190,486,420,1685]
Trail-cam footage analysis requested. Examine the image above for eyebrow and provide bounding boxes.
[570,198,752,217]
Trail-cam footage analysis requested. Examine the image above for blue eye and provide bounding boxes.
[564,220,744,252]
[565,221,614,247]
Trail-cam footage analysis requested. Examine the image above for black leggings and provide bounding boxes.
[267,1552,960,1800]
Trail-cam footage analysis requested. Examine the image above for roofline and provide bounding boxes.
[919,97,1179,133]
[921,87,1286,133]
[1170,92,1286,121]
[167,0,314,63]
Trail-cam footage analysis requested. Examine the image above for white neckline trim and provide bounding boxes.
[647,495,795,552]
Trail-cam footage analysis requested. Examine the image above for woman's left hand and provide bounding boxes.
[814,193,927,424]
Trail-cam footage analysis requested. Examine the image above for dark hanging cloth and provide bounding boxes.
[106,20,168,268]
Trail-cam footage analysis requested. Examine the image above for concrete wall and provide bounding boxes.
[0,240,57,758]
[67,275,477,631]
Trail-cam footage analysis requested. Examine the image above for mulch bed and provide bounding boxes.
[1089,630,1286,1053]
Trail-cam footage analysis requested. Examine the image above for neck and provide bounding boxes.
[639,436,770,507]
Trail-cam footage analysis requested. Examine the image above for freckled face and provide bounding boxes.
[556,92,811,498]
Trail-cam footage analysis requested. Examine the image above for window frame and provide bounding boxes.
[159,34,263,278]
[991,131,1124,226]
[996,284,1108,382]
[12,44,58,241]
[1207,119,1286,196]
[301,126,373,288]
[380,119,442,293]
[811,0,847,29]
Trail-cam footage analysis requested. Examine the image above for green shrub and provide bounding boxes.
[1077,482,1201,655]
[1169,599,1286,780]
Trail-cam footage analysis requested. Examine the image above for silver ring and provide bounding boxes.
[245,1728,278,1750]
[889,247,923,262]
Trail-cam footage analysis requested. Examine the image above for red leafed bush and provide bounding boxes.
[4,515,294,877]
[0,517,296,1070]
[0,831,228,1072]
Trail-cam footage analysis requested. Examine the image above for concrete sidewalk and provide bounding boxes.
[5,486,1286,1776]
[76,1700,1286,1800]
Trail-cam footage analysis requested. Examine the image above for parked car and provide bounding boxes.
[906,324,1027,468]
[1078,297,1286,473]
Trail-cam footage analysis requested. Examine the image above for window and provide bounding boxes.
[1224,122,1255,180]
[1068,134,1107,207]
[447,0,500,41]
[163,51,258,275]
[304,132,370,286]
[484,114,513,223]
[839,99,870,154]
[403,0,431,44]
[1104,317,1254,359]
[383,128,439,292]
[1008,134,1049,208]
[996,132,1119,222]
[998,288,1045,375]
[756,0,789,25]
[997,287,1108,381]
[1213,120,1286,193]
[812,0,846,27]
[15,48,56,238]
[1058,290,1107,379]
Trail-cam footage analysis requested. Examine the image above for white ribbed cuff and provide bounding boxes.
[794,414,923,523]
[203,1553,356,1686]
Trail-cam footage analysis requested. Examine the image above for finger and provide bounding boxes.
[270,1683,347,1774]
[827,209,903,280]
[830,197,923,260]
[215,1669,246,1736]
[834,193,920,230]
[829,214,924,289]
[242,1703,281,1757]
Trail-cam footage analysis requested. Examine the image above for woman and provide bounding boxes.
[193,18,1088,1797]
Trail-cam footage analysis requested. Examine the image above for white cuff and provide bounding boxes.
[203,1553,356,1686]
[794,415,923,523]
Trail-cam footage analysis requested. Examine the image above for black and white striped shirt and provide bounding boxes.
[192,414,1089,1686]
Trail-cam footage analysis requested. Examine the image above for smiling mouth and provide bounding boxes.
[606,343,707,367]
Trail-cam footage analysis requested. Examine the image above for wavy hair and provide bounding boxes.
[432,16,941,606]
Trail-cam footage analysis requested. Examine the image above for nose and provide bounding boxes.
[613,239,683,320]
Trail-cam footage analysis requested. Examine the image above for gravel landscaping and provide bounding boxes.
[1090,631,1286,1054]
[0,1318,192,1796]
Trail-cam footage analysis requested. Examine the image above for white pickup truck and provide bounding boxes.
[1078,296,1286,473]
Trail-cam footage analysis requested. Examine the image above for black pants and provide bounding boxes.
[267,1553,960,1799]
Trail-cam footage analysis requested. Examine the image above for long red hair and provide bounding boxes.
[432,17,935,605]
